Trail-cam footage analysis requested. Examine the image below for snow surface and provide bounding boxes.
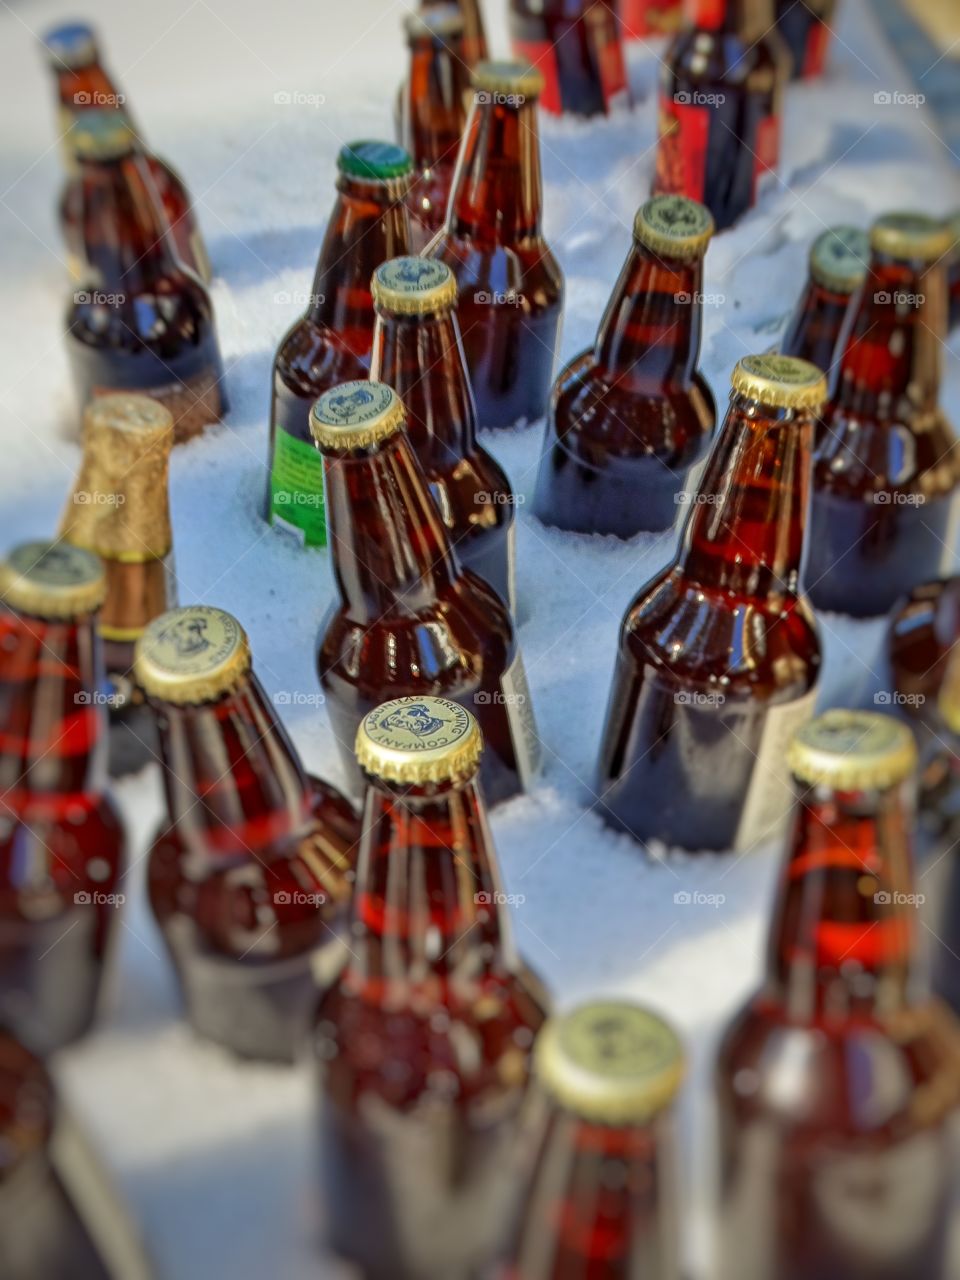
[1,0,959,1276]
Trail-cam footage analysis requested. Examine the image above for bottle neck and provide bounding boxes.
[687,0,776,36]
[54,58,118,112]
[324,432,461,621]
[677,393,812,600]
[594,243,704,388]
[779,277,853,373]
[403,35,469,167]
[77,152,182,288]
[447,97,544,244]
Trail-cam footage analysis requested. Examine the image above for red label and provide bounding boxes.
[596,32,629,108]
[752,112,780,203]
[802,21,830,78]
[654,92,709,202]
[689,0,725,29]
[511,37,562,115]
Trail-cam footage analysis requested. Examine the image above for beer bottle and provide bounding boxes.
[948,211,960,332]
[64,111,226,443]
[775,0,835,79]
[0,541,126,1056]
[716,710,960,1280]
[508,0,630,117]
[596,355,825,852]
[370,256,518,612]
[888,576,960,720]
[619,0,684,38]
[312,383,541,806]
[423,0,489,64]
[805,213,960,618]
[533,194,716,537]
[59,394,175,778]
[425,61,565,431]
[266,141,413,547]
[400,8,470,253]
[654,0,789,230]
[134,605,360,1062]
[498,1000,683,1280]
[313,697,549,1280]
[42,21,212,284]
[926,658,960,1015]
[779,225,868,377]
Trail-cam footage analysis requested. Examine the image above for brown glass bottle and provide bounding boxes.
[59,394,175,778]
[498,1000,683,1280]
[596,355,825,852]
[775,0,836,79]
[425,61,565,430]
[314,698,549,1280]
[805,214,960,618]
[779,225,869,380]
[135,605,360,1063]
[716,710,960,1280]
[948,212,959,332]
[654,0,789,231]
[266,141,413,547]
[43,21,212,284]
[401,9,470,252]
[533,194,716,537]
[422,0,489,63]
[509,0,630,117]
[370,256,518,612]
[0,542,126,1057]
[924,658,960,1016]
[64,112,225,443]
[888,577,960,718]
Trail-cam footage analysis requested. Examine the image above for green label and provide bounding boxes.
[269,427,327,547]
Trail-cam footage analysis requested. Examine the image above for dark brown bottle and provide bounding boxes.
[716,710,960,1280]
[266,141,413,547]
[314,697,549,1280]
[888,577,960,718]
[805,213,960,618]
[422,0,489,64]
[779,225,869,381]
[948,211,960,333]
[312,382,541,806]
[596,355,825,852]
[509,0,630,117]
[425,61,565,430]
[370,256,518,613]
[498,1000,683,1280]
[775,0,836,79]
[135,605,360,1062]
[924,656,960,1016]
[533,194,716,537]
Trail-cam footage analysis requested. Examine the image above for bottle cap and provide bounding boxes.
[372,257,458,316]
[869,212,953,263]
[786,710,918,791]
[472,60,544,100]
[337,140,413,183]
[69,109,135,161]
[355,696,483,785]
[939,649,960,735]
[310,381,406,451]
[42,21,97,68]
[535,1001,685,1125]
[404,6,465,40]
[134,605,251,705]
[0,540,105,619]
[809,225,870,293]
[731,354,828,412]
[633,195,714,261]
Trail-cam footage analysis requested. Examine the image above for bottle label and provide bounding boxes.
[501,647,541,788]
[268,426,327,548]
[803,21,830,78]
[511,38,563,114]
[654,93,709,203]
[752,113,781,203]
[734,687,818,851]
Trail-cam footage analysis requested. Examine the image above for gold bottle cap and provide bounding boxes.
[472,60,544,100]
[731,354,828,412]
[633,195,714,261]
[535,1001,685,1126]
[134,605,251,705]
[809,225,870,293]
[310,381,406,451]
[870,212,953,263]
[939,649,960,735]
[787,710,918,791]
[372,257,458,316]
[69,109,136,161]
[404,5,465,39]
[0,540,105,619]
[355,696,483,785]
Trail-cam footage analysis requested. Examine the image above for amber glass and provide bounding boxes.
[950,241,960,332]
[716,773,960,1280]
[0,604,125,1056]
[313,764,549,1279]
[425,83,564,430]
[654,0,788,230]
[805,252,960,617]
[145,670,360,1062]
[775,0,835,79]
[532,232,715,536]
[596,384,820,851]
[779,275,855,376]
[422,0,488,63]
[509,1,630,117]
[888,578,960,716]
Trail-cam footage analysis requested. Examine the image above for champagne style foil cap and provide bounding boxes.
[69,109,135,161]
[404,6,465,40]
[633,195,714,260]
[0,540,105,619]
[787,710,918,791]
[42,21,98,68]
[355,697,483,784]
[372,257,458,316]
[134,605,251,705]
[535,1001,684,1125]
[472,60,544,100]
[311,381,406,451]
[337,140,413,183]
[731,354,828,411]
[809,225,870,293]
[870,212,953,263]
[939,648,960,735]
[60,394,174,561]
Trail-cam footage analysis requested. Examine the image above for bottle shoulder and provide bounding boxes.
[665,29,782,87]
[66,272,214,345]
[273,317,367,390]
[816,408,960,494]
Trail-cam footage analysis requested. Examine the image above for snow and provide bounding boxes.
[0,0,958,1276]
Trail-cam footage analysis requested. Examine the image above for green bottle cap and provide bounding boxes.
[337,140,413,182]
